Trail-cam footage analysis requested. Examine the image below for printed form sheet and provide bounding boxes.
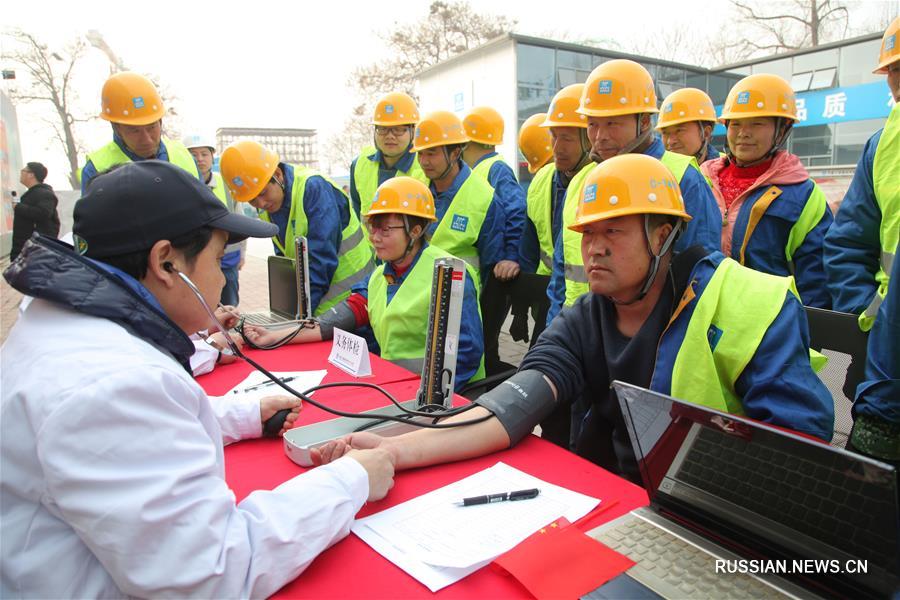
[352,462,600,591]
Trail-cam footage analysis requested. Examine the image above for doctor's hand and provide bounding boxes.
[346,448,396,501]
[259,396,303,437]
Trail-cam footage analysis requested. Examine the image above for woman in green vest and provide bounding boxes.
[349,92,429,221]
[220,140,372,316]
[245,177,485,390]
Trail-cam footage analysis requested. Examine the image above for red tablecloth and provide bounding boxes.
[200,345,649,598]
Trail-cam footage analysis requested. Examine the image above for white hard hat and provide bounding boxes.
[182,132,217,151]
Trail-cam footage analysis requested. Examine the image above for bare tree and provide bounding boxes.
[2,29,92,189]
[730,0,850,55]
[325,0,516,172]
[322,104,373,174]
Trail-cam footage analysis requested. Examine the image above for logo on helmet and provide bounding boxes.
[736,91,751,105]
[132,96,145,109]
[232,176,244,188]
[597,80,612,95]
[886,34,896,52]
[385,104,395,114]
[649,178,676,190]
[663,103,673,113]
[583,183,597,203]
[73,234,88,255]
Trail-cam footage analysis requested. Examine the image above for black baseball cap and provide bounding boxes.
[73,160,277,259]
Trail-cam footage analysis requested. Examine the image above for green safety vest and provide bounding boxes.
[430,172,494,278]
[562,152,695,306]
[471,154,504,180]
[81,137,199,181]
[368,243,485,381]
[526,162,557,275]
[861,103,900,331]
[354,145,429,217]
[207,172,244,257]
[667,258,801,415]
[259,165,373,315]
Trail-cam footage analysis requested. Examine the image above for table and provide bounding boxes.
[197,344,649,598]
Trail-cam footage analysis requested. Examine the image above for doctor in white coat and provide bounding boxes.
[0,161,395,598]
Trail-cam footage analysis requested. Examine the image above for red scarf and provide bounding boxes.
[718,158,773,211]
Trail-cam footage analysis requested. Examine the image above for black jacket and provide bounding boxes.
[3,236,194,371]
[11,183,60,260]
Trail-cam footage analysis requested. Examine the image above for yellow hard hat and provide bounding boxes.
[874,16,900,74]
[518,113,553,174]
[577,60,658,118]
[656,88,718,130]
[411,110,468,152]
[463,106,504,145]
[542,84,588,129]
[719,74,798,122]
[364,176,437,221]
[219,141,280,203]
[569,154,691,232]
[99,72,165,126]
[373,92,420,126]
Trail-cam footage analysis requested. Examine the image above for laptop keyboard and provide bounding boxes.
[592,516,786,599]
[676,427,897,564]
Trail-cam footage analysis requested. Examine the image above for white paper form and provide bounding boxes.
[351,462,600,592]
[225,370,327,402]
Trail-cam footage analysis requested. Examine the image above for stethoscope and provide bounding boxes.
[165,262,493,431]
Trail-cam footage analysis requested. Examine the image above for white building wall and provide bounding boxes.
[416,38,520,177]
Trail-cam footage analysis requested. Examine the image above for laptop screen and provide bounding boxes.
[267,256,298,317]
[612,381,899,598]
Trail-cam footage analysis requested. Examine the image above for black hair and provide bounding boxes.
[647,213,679,232]
[102,226,215,280]
[26,162,48,183]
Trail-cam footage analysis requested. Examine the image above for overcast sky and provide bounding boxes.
[2,0,892,188]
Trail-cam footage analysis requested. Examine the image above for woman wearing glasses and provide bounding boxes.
[245,177,485,390]
[349,92,430,220]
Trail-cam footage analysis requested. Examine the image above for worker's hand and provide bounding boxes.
[311,432,393,464]
[259,396,303,437]
[215,304,242,329]
[238,257,245,271]
[346,447,396,501]
[493,260,521,281]
[242,324,283,347]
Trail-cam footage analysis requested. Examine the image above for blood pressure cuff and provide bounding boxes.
[317,302,356,340]
[474,369,557,446]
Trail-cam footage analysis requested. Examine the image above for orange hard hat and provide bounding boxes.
[411,110,468,152]
[577,60,658,118]
[99,72,165,126]
[542,84,588,129]
[518,113,553,174]
[364,176,437,221]
[719,74,798,122]
[219,140,280,203]
[569,154,691,232]
[656,88,718,130]
[463,106,504,145]
[874,16,900,74]
[373,92,420,126]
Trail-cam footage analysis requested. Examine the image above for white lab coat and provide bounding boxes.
[1,299,368,598]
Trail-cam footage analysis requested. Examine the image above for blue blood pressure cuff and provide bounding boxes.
[474,369,557,446]
[317,302,356,339]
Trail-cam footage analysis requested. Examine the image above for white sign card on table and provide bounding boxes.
[328,327,372,377]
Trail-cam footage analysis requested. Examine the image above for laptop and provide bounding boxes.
[241,255,301,326]
[583,382,899,600]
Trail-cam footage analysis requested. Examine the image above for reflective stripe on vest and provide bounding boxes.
[430,173,494,278]
[526,162,557,276]
[665,258,799,415]
[84,138,200,179]
[368,244,485,381]
[861,103,900,331]
[562,151,694,306]
[354,145,429,217]
[259,165,373,315]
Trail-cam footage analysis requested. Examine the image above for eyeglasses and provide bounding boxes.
[375,126,410,137]
[365,223,406,236]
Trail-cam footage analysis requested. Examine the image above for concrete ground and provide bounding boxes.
[0,239,532,370]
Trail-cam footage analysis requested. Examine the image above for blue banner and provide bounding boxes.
[714,80,894,133]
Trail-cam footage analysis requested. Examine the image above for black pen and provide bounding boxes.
[456,488,540,506]
[236,376,298,394]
